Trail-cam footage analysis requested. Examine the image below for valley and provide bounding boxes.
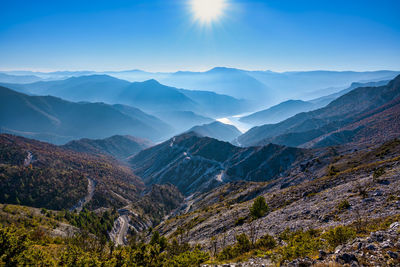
[0,71,399,266]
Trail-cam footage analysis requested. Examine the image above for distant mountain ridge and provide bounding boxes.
[152,110,215,134]
[187,121,242,142]
[240,80,390,126]
[0,85,173,144]
[240,100,316,125]
[1,74,249,118]
[63,135,153,160]
[0,73,42,84]
[238,75,400,148]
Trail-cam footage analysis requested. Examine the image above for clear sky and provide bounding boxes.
[0,0,399,72]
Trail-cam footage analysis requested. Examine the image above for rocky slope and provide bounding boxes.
[129,132,307,195]
[153,139,400,265]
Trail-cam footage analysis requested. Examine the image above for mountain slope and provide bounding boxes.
[0,73,42,84]
[179,88,249,117]
[63,135,153,160]
[162,67,273,106]
[0,134,144,210]
[153,110,214,134]
[129,133,305,195]
[309,79,390,107]
[118,79,198,112]
[240,100,316,125]
[3,75,131,102]
[2,74,254,119]
[238,75,400,147]
[187,121,242,142]
[307,96,400,148]
[0,86,171,144]
[240,80,391,126]
[247,70,399,100]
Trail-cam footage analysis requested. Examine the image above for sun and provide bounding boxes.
[191,0,227,24]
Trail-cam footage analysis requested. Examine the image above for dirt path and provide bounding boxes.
[24,151,33,167]
[109,211,130,246]
[71,178,96,212]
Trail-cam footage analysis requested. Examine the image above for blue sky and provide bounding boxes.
[0,0,399,72]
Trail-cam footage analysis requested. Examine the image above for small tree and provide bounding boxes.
[250,196,269,219]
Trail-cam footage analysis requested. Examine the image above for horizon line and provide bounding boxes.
[0,66,399,75]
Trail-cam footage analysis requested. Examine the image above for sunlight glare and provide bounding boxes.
[191,0,227,24]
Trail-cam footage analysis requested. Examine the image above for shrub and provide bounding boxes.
[168,248,209,266]
[337,199,350,211]
[323,226,356,249]
[278,229,322,262]
[328,165,339,176]
[373,167,385,180]
[234,217,246,226]
[216,233,251,261]
[250,196,269,219]
[255,234,276,250]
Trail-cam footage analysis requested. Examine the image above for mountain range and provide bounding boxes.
[2,72,400,266]
[1,74,250,119]
[129,132,306,195]
[237,74,400,148]
[0,85,173,144]
[3,69,397,109]
[240,80,390,126]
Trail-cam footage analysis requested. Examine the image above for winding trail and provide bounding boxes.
[109,210,131,246]
[24,151,33,167]
[71,178,96,212]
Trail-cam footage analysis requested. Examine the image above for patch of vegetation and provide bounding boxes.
[0,134,143,211]
[255,234,276,250]
[277,228,322,262]
[249,196,269,219]
[234,216,246,226]
[328,165,339,176]
[373,167,386,180]
[60,208,118,241]
[337,199,351,211]
[322,225,356,249]
[0,224,209,266]
[217,233,251,261]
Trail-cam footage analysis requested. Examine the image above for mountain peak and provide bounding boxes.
[207,67,241,73]
[142,79,161,85]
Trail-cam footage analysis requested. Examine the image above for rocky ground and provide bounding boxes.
[157,156,400,249]
[200,222,400,266]
[150,140,400,266]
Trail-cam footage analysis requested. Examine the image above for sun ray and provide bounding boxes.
[191,0,227,24]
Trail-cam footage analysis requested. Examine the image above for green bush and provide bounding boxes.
[250,196,269,219]
[255,234,276,250]
[234,217,246,226]
[278,229,322,261]
[328,165,339,176]
[373,167,385,179]
[217,233,251,261]
[323,225,356,249]
[337,199,351,211]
